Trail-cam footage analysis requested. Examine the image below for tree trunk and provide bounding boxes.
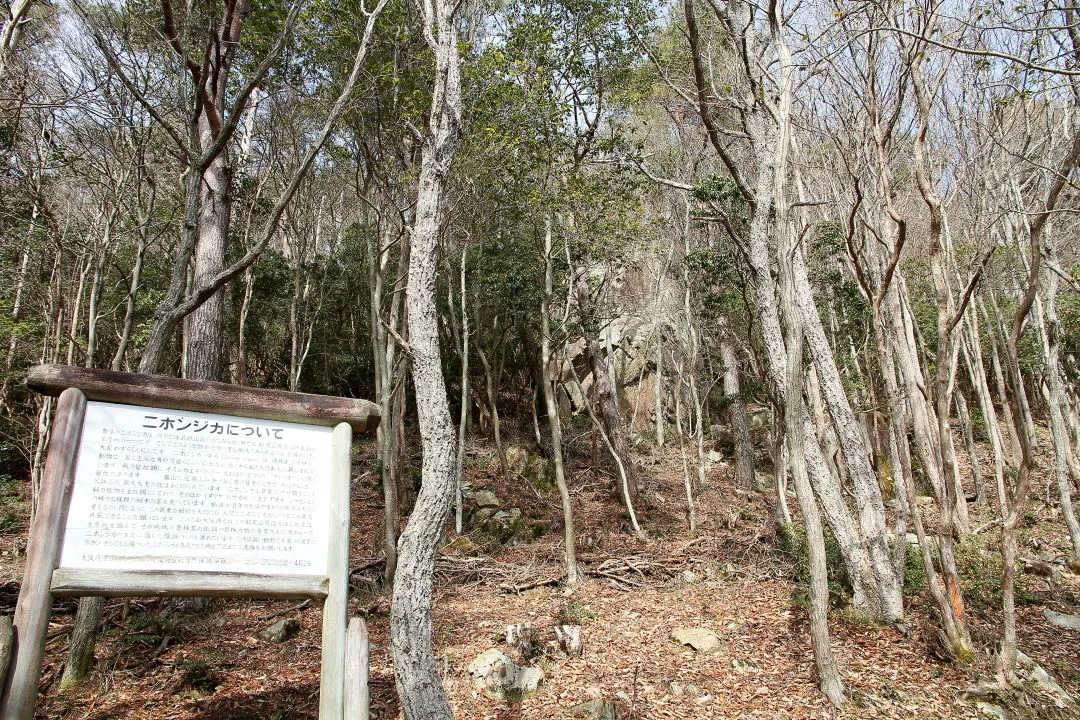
[961,316,1007,513]
[955,390,986,506]
[60,597,104,690]
[1040,248,1080,558]
[721,323,755,489]
[454,243,470,534]
[539,223,578,583]
[389,0,461,713]
[185,141,230,382]
[770,16,846,700]
[475,341,510,481]
[575,276,638,500]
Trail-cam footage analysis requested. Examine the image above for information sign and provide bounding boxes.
[60,401,333,576]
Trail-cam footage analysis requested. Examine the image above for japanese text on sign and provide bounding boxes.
[60,402,333,575]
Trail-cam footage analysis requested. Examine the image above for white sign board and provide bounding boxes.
[60,401,333,576]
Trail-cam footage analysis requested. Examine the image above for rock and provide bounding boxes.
[915,495,934,508]
[259,618,300,643]
[681,570,699,584]
[906,533,920,546]
[471,507,497,524]
[505,623,540,660]
[555,624,582,656]
[1066,557,1080,575]
[1023,560,1059,581]
[571,699,614,720]
[1016,651,1072,707]
[1044,609,1080,630]
[467,649,544,701]
[468,489,500,508]
[671,627,721,653]
[706,450,723,464]
[975,701,1008,720]
[614,690,632,704]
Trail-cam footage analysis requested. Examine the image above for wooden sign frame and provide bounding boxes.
[0,365,380,720]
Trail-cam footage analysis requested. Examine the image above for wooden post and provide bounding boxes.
[1,388,86,717]
[319,422,352,719]
[344,618,370,719]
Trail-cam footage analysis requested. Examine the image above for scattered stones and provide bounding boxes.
[974,701,1008,720]
[259,618,300,643]
[667,681,701,697]
[671,627,721,653]
[1016,651,1072,708]
[468,489,500,508]
[1043,609,1080,630]
[467,649,544,701]
[570,698,614,719]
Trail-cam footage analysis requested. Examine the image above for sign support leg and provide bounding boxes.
[319,422,351,719]
[0,388,86,718]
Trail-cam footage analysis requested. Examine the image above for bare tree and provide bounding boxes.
[388,0,462,714]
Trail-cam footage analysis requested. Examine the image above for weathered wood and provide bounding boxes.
[1,388,86,719]
[51,569,329,599]
[344,618,370,719]
[319,422,352,720]
[0,615,13,700]
[27,364,380,433]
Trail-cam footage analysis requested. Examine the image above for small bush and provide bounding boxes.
[903,545,926,595]
[554,599,596,626]
[955,537,1037,612]
[119,612,178,647]
[775,524,852,609]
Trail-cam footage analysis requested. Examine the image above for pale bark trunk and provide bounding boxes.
[475,342,510,481]
[0,0,33,82]
[961,315,1007,513]
[235,266,254,385]
[454,245,470,534]
[771,18,845,700]
[954,391,986,506]
[741,125,875,618]
[997,123,1080,683]
[389,0,461,713]
[575,276,638,499]
[982,294,1023,468]
[366,224,401,588]
[1040,250,1080,558]
[673,354,698,530]
[112,205,151,372]
[721,325,755,489]
[540,217,578,583]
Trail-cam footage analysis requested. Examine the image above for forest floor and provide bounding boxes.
[2,429,1079,720]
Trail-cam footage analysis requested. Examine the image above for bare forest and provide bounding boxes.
[1,0,1080,717]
